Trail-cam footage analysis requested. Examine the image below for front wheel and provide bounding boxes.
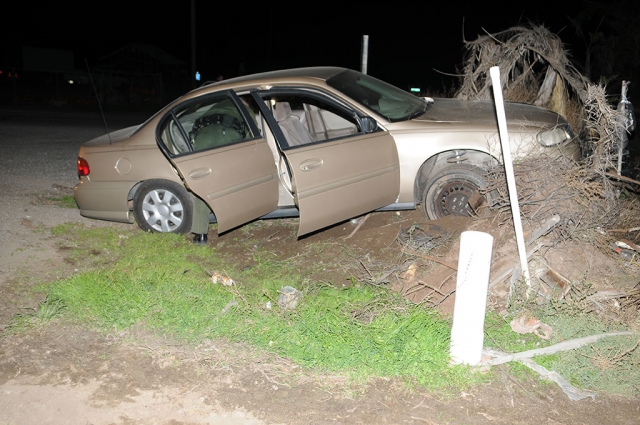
[422,164,492,220]
[133,180,193,233]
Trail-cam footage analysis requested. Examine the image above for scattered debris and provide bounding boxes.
[611,243,637,261]
[220,300,238,315]
[344,213,371,239]
[616,239,640,253]
[399,263,418,283]
[537,267,572,300]
[278,286,303,310]
[397,223,448,250]
[212,272,234,286]
[510,315,553,340]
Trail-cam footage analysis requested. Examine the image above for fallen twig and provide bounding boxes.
[402,247,457,270]
[344,213,371,239]
[517,358,596,401]
[604,171,640,186]
[489,242,542,289]
[606,227,640,233]
[481,331,640,366]
[525,215,560,245]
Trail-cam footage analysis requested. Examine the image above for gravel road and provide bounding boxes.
[0,106,149,274]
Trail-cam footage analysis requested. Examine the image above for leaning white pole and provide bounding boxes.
[489,66,531,288]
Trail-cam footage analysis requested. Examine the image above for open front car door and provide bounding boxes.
[254,89,400,236]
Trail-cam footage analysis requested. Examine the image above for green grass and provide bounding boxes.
[45,195,77,208]
[7,296,66,332]
[41,225,478,389]
[483,287,640,397]
[29,223,640,396]
[531,311,640,396]
[483,312,547,353]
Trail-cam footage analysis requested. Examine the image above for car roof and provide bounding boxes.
[143,67,352,134]
[202,66,347,88]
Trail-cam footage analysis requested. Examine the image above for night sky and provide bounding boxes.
[4,1,586,91]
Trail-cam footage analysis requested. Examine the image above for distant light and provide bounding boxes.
[410,87,421,93]
[68,80,74,84]
[195,71,201,82]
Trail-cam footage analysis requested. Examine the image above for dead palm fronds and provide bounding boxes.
[456,25,588,105]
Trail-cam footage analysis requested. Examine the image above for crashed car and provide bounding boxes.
[74,67,580,236]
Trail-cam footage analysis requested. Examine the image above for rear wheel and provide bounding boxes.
[422,164,491,220]
[133,180,193,233]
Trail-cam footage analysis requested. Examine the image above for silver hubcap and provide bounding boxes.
[141,189,184,232]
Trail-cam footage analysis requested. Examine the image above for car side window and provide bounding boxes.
[159,94,254,155]
[262,93,362,148]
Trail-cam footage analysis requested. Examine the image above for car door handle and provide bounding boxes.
[299,158,323,172]
[188,167,212,180]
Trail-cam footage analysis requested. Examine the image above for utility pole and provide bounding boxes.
[191,0,196,89]
[361,35,369,75]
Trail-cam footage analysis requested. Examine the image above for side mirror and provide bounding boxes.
[360,116,378,133]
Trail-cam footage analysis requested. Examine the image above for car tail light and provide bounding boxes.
[77,157,90,177]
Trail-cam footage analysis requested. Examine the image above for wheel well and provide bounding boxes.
[127,179,193,209]
[413,150,498,203]
[127,181,146,211]
[127,182,143,204]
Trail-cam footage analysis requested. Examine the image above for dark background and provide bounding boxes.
[2,0,639,95]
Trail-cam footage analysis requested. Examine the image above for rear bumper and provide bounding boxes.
[74,178,134,223]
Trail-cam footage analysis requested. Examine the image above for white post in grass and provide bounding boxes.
[489,66,531,289]
[450,231,494,365]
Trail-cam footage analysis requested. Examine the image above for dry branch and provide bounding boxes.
[481,331,640,366]
[402,247,458,270]
[456,25,587,115]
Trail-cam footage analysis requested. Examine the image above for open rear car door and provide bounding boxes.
[157,91,279,233]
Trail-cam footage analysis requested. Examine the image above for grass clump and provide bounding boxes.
[44,225,478,390]
[45,195,77,208]
[7,296,66,332]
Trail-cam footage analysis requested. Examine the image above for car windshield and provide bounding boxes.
[326,70,429,122]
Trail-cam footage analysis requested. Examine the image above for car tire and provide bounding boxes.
[422,164,492,220]
[133,180,193,233]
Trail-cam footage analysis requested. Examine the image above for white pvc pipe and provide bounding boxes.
[489,66,531,288]
[361,35,369,75]
[450,231,494,365]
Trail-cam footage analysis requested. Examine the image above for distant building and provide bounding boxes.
[95,43,189,106]
[1,44,189,108]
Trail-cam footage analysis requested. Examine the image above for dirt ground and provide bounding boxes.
[1,107,639,424]
[3,205,640,425]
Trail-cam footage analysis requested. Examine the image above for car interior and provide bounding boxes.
[159,91,362,156]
